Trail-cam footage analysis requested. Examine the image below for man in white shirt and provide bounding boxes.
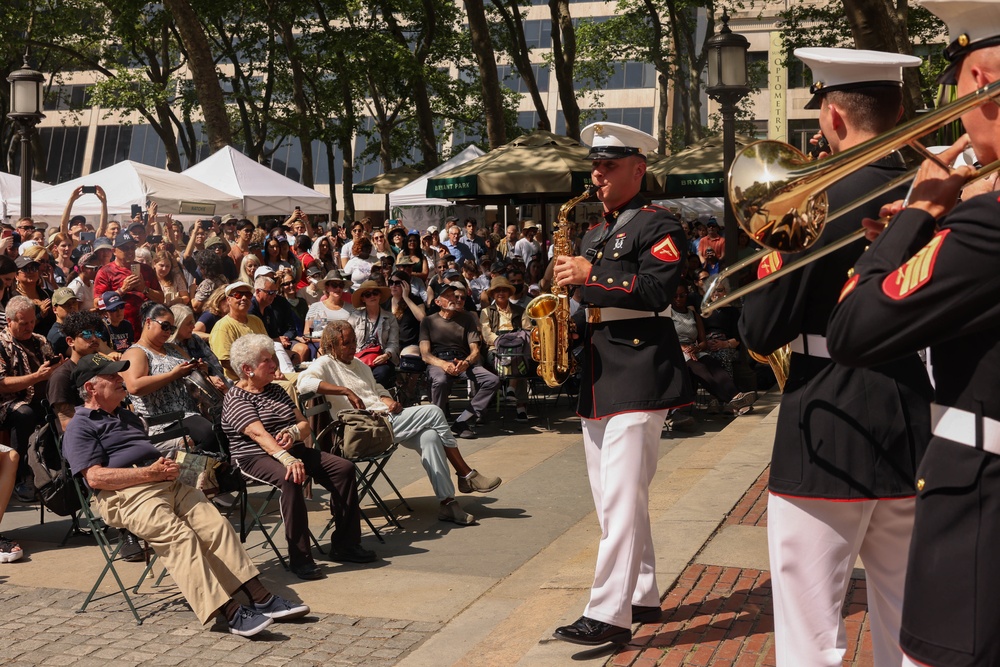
[67,251,100,312]
[513,221,541,267]
[297,320,502,525]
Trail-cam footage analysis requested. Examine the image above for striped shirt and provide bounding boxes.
[220,383,298,459]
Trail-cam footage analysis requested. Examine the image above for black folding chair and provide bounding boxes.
[299,391,411,544]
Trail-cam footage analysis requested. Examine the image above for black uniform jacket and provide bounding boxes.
[828,191,1000,667]
[740,157,932,500]
[576,194,693,419]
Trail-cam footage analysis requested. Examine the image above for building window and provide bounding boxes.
[38,126,88,184]
[788,119,821,154]
[558,107,654,135]
[498,64,550,93]
[787,59,812,90]
[747,52,769,89]
[575,61,656,90]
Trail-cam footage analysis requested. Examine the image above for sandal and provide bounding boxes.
[0,535,23,563]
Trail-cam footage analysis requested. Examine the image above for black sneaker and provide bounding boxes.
[12,480,36,504]
[452,419,477,439]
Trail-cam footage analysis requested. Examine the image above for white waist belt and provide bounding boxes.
[931,403,1000,455]
[789,333,830,358]
[586,306,672,323]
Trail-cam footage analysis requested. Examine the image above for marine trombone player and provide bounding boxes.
[551,122,692,646]
[739,48,932,666]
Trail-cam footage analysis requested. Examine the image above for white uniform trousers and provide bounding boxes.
[767,492,915,667]
[582,409,667,629]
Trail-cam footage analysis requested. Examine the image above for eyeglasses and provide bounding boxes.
[281,282,295,288]
[150,319,177,333]
[373,235,384,240]
[229,291,252,300]
[361,290,381,298]
[389,280,405,286]
[258,289,278,296]
[77,330,100,340]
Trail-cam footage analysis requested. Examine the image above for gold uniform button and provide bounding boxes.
[633,338,640,345]
[596,252,603,259]
[916,478,925,491]
[622,280,629,287]
[591,275,597,281]
[613,252,619,258]
[607,278,613,284]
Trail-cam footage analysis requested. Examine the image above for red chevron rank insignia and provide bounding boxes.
[651,235,680,262]
[757,251,783,279]
[838,274,859,302]
[882,229,950,300]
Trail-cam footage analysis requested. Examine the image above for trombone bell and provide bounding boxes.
[729,141,830,254]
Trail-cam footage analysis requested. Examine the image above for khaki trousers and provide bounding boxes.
[95,480,260,624]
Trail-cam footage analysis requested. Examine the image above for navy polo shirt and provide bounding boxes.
[62,406,162,477]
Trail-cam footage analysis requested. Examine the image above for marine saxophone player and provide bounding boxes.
[551,122,693,646]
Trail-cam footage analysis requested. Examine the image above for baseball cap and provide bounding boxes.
[52,287,81,306]
[113,231,137,248]
[254,266,275,280]
[205,236,227,249]
[127,221,145,231]
[72,354,131,388]
[99,291,125,311]
[79,252,100,268]
[93,238,113,251]
[14,256,38,270]
[225,281,253,296]
[433,281,466,299]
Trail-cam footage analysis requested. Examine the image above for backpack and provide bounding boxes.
[493,330,532,378]
[27,422,82,517]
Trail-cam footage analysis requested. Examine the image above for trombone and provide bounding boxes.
[700,78,1000,317]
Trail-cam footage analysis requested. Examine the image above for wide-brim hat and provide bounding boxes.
[351,280,391,308]
[795,47,922,109]
[581,121,657,160]
[486,275,515,299]
[321,269,348,286]
[394,254,419,267]
[521,220,538,231]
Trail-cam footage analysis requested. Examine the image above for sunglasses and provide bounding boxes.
[389,280,405,286]
[77,330,100,340]
[150,319,177,333]
[361,290,381,298]
[229,291,252,300]
[281,282,295,288]
[258,289,278,296]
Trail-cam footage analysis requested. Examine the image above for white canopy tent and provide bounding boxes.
[0,172,47,219]
[388,145,486,209]
[16,161,242,219]
[182,146,331,216]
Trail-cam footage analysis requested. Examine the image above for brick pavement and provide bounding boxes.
[0,584,440,666]
[608,468,875,667]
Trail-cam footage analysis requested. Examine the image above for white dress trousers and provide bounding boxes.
[581,409,668,629]
[767,492,916,667]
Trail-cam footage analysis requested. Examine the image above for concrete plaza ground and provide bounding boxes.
[0,393,876,666]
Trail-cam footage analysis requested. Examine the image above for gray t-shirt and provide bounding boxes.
[419,311,480,360]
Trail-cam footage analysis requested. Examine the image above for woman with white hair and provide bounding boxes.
[221,333,375,579]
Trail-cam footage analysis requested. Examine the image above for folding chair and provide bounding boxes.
[54,418,171,625]
[299,392,411,544]
[35,400,88,545]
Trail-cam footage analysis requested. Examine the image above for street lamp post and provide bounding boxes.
[705,11,750,266]
[7,52,45,219]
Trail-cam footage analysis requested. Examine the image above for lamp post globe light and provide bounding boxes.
[7,52,45,219]
[705,11,750,265]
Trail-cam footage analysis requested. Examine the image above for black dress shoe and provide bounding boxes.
[119,530,146,563]
[632,605,662,624]
[553,616,630,645]
[291,563,325,580]
[328,543,377,564]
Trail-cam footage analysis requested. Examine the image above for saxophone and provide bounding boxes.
[527,185,596,387]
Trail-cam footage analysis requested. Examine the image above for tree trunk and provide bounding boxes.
[162,0,232,151]
[341,138,356,222]
[549,0,580,139]
[495,0,550,131]
[275,16,314,187]
[464,0,507,148]
[842,0,924,116]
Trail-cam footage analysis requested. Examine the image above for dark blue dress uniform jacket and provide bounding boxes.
[829,190,1000,667]
[739,157,932,500]
[576,195,693,419]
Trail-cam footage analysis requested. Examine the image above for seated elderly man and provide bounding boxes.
[221,334,375,577]
[298,320,501,526]
[61,354,310,637]
[0,295,64,502]
[420,282,500,439]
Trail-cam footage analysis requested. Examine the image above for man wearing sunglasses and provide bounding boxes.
[47,310,105,430]
[210,283,268,382]
[250,276,310,366]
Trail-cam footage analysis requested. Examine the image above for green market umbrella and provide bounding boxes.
[352,166,422,194]
[647,134,755,197]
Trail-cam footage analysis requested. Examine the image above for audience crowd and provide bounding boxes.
[0,192,765,592]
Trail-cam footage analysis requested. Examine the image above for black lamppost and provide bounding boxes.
[705,11,750,266]
[7,51,45,219]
